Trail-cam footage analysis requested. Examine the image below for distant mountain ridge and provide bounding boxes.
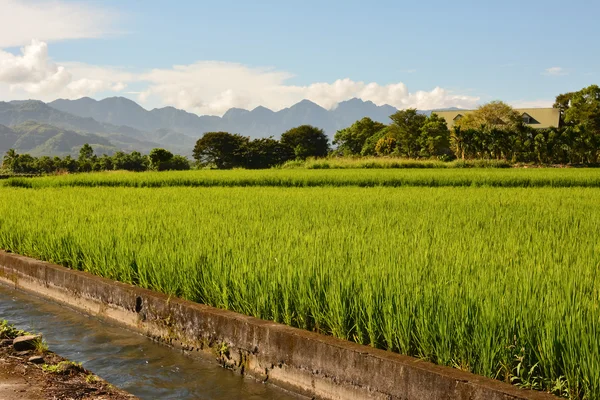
[1,96,464,157]
[0,100,193,156]
[49,97,402,138]
[0,122,118,157]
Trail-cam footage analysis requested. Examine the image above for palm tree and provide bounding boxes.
[2,149,18,171]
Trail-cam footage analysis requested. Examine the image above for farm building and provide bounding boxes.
[435,108,560,129]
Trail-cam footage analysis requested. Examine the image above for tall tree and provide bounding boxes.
[562,85,600,162]
[453,101,524,160]
[553,92,574,122]
[455,101,522,133]
[2,149,18,171]
[193,132,249,169]
[388,109,427,157]
[280,125,329,160]
[78,143,95,172]
[148,148,174,171]
[333,117,386,155]
[419,113,450,157]
[244,137,294,169]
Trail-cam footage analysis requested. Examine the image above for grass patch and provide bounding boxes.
[42,361,84,375]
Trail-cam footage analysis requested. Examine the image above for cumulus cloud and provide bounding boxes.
[138,63,480,115]
[0,0,118,47]
[543,67,567,76]
[0,40,130,99]
[0,40,480,115]
[0,40,72,94]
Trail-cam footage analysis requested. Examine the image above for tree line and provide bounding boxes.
[3,84,599,173]
[2,145,191,174]
[194,85,600,167]
[333,85,600,164]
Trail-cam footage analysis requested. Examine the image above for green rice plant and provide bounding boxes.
[282,157,513,169]
[0,185,598,397]
[3,168,600,189]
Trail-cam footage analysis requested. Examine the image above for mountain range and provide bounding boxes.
[48,97,400,139]
[0,96,460,157]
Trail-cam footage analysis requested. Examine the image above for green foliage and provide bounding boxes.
[167,155,191,171]
[243,137,294,169]
[1,183,599,397]
[112,151,149,172]
[455,101,523,133]
[333,117,386,155]
[280,125,330,160]
[193,131,249,169]
[356,112,450,159]
[561,85,600,163]
[419,113,451,157]
[148,148,174,171]
[42,361,84,375]
[360,126,392,156]
[375,137,396,155]
[78,143,94,161]
[0,146,192,174]
[388,108,428,157]
[0,320,27,339]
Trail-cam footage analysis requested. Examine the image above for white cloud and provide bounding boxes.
[0,40,480,115]
[0,40,130,99]
[137,63,480,115]
[543,67,567,76]
[0,40,72,94]
[510,99,554,108]
[0,0,118,47]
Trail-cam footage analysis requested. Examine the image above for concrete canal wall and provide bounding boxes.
[0,251,556,400]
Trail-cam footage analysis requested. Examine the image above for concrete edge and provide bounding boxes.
[0,251,557,400]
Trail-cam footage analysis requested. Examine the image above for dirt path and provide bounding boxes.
[0,339,136,400]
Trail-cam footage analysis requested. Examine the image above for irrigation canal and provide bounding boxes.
[0,283,301,400]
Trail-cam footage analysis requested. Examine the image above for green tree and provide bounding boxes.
[77,143,95,172]
[94,154,114,171]
[193,132,249,169]
[2,149,18,171]
[112,151,148,171]
[360,126,392,156]
[453,101,524,160]
[553,92,574,122]
[455,101,522,133]
[388,109,427,157]
[333,117,386,155]
[419,113,451,157]
[149,148,174,171]
[562,85,600,163]
[280,125,329,160]
[375,137,397,156]
[243,137,294,169]
[79,143,94,160]
[35,156,56,174]
[166,155,191,170]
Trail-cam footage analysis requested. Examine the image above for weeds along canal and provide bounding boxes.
[0,283,301,400]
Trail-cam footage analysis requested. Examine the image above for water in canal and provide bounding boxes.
[0,283,302,400]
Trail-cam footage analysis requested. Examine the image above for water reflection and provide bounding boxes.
[0,284,301,400]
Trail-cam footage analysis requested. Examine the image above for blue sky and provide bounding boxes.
[0,0,597,115]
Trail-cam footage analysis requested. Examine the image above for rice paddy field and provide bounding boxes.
[3,168,600,189]
[1,169,599,398]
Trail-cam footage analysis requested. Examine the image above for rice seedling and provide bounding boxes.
[3,168,600,189]
[0,182,598,397]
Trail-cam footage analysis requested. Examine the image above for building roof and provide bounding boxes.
[434,108,560,129]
